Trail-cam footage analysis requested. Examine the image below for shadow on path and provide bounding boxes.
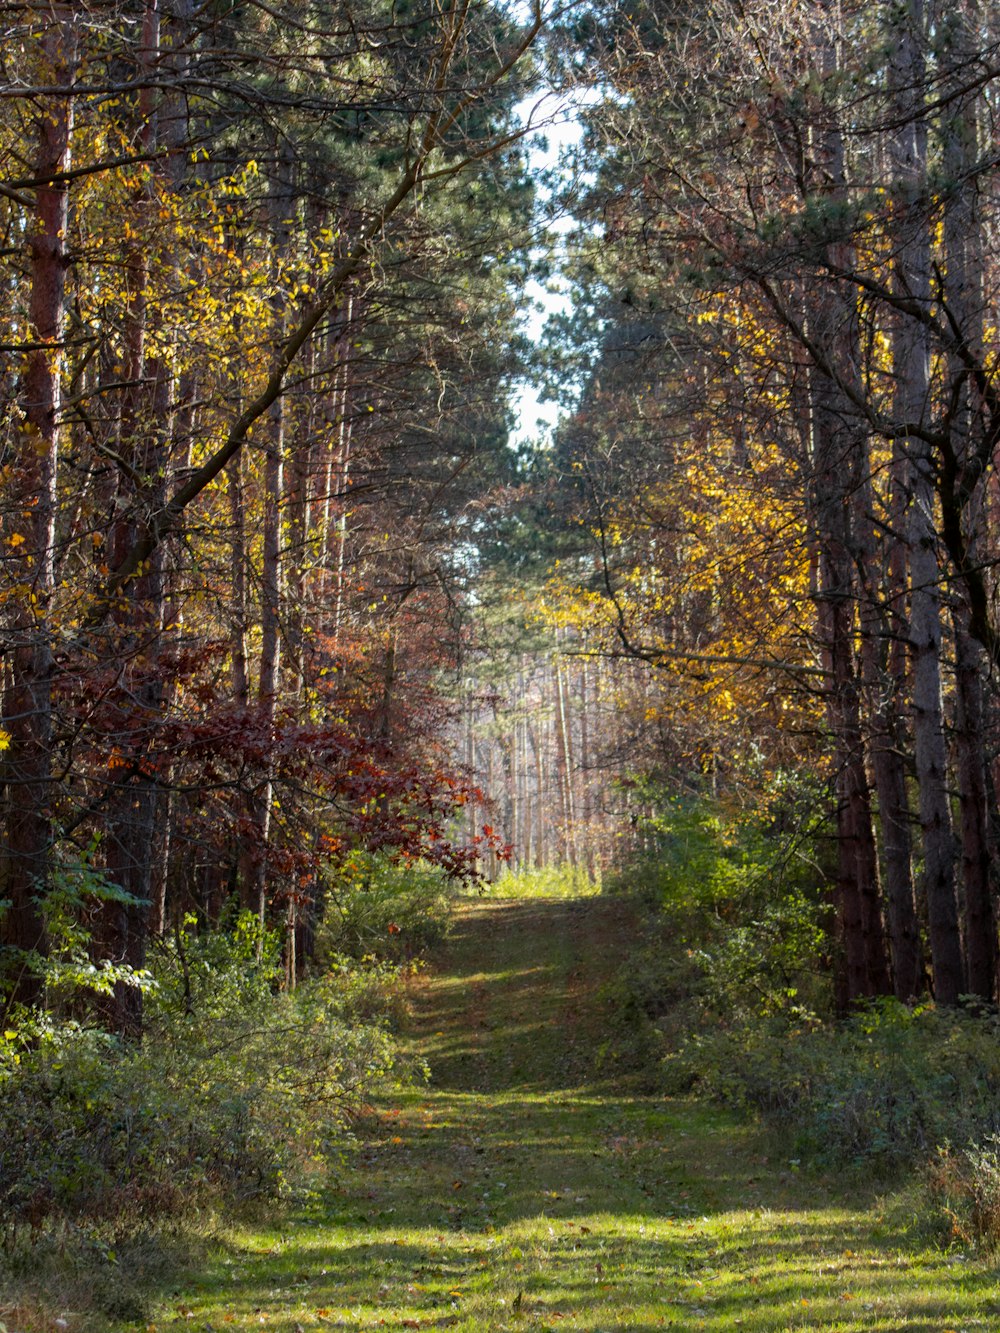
[159,896,1000,1333]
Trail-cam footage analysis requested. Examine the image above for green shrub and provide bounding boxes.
[599,786,831,1085]
[0,848,155,1020]
[600,785,1000,1179]
[675,1001,1000,1173]
[0,912,408,1238]
[316,852,456,960]
[607,774,828,900]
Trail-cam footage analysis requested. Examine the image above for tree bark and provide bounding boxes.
[889,0,964,1003]
[100,0,175,1037]
[2,5,76,1004]
[802,33,891,999]
[936,0,997,998]
[853,467,923,999]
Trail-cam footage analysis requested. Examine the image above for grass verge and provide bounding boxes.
[7,896,1000,1332]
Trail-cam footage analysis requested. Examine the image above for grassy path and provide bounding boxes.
[162,897,1000,1332]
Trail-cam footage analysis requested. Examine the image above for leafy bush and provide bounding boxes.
[600,786,831,1072]
[316,852,456,960]
[600,784,1000,1180]
[0,913,408,1238]
[673,1001,1000,1173]
[0,849,155,1019]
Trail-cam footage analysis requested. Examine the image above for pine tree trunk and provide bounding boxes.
[2,8,76,1003]
[854,470,923,998]
[936,0,996,998]
[889,0,963,1002]
[555,651,577,868]
[330,298,354,642]
[802,54,891,999]
[228,448,250,703]
[248,382,284,925]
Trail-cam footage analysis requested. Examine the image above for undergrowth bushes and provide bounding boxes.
[604,784,1000,1245]
[599,783,830,1077]
[927,1137,1000,1251]
[670,1002,1000,1172]
[0,912,410,1243]
[317,851,456,959]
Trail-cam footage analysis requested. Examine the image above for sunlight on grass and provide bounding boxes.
[476,865,601,899]
[158,1089,1000,1333]
[137,898,1000,1333]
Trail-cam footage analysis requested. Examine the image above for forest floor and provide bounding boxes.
[143,896,999,1332]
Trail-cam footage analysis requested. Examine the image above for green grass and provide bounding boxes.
[8,896,1000,1332]
[477,865,601,899]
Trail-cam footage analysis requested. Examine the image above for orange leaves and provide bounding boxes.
[107,747,129,772]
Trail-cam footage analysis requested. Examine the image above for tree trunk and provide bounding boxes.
[936,0,996,998]
[326,297,355,641]
[890,0,964,1002]
[554,650,577,868]
[802,40,891,999]
[228,442,250,704]
[243,156,293,925]
[853,468,923,999]
[2,6,76,1004]
[245,373,284,925]
[97,0,188,1037]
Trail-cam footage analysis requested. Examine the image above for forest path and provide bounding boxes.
[165,896,1000,1332]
